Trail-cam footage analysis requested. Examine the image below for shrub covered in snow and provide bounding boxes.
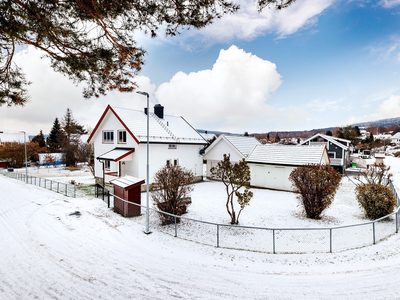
[289,164,342,219]
[355,183,396,219]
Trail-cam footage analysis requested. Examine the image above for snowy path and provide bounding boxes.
[2,174,400,299]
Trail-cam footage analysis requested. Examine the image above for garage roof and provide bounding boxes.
[247,145,329,166]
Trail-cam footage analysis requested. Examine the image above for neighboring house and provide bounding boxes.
[87,104,207,188]
[203,134,261,177]
[391,132,400,144]
[247,145,330,192]
[300,133,351,174]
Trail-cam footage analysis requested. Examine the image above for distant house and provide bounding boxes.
[300,133,351,174]
[391,132,400,144]
[87,104,207,189]
[247,145,330,191]
[203,134,261,177]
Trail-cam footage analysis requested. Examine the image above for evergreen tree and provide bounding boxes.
[275,134,280,143]
[61,108,86,166]
[325,130,333,136]
[244,131,249,137]
[47,118,65,152]
[32,130,46,148]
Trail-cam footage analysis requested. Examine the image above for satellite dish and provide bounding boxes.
[199,149,205,156]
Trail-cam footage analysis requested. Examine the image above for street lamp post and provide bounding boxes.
[19,131,28,183]
[137,91,151,234]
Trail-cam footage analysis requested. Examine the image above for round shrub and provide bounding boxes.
[289,164,342,219]
[355,183,396,220]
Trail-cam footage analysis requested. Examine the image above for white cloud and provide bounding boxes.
[179,0,336,44]
[379,0,400,8]
[306,98,351,112]
[155,45,282,132]
[0,46,156,135]
[348,95,400,124]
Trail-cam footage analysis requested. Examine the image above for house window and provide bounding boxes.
[173,159,179,166]
[118,130,127,143]
[166,159,171,166]
[104,160,110,169]
[168,144,177,149]
[103,131,114,143]
[328,152,336,159]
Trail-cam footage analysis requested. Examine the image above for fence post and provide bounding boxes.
[174,216,177,237]
[217,225,220,247]
[107,191,110,208]
[57,182,59,193]
[273,229,276,254]
[330,228,333,253]
[373,222,376,244]
[74,184,76,198]
[65,183,67,196]
[397,211,399,234]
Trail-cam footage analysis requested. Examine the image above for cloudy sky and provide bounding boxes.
[3,0,400,135]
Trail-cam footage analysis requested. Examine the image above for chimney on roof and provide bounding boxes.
[154,104,164,119]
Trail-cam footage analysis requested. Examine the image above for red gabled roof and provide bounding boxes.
[87,105,139,144]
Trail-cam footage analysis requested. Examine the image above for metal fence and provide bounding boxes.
[104,182,400,254]
[3,171,77,197]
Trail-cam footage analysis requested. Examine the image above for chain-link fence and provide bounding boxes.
[102,182,400,254]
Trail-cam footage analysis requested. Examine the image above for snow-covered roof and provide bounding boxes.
[247,145,329,166]
[300,133,350,149]
[88,105,207,145]
[110,175,145,188]
[97,148,135,162]
[205,134,262,158]
[391,132,400,139]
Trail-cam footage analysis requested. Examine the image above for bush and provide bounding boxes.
[150,165,194,225]
[289,164,341,219]
[355,183,396,219]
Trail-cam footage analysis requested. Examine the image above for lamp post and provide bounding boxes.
[137,90,151,234]
[19,131,28,183]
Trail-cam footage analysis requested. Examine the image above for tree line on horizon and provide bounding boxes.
[0,108,92,168]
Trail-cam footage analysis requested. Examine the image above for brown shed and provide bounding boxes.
[111,176,145,217]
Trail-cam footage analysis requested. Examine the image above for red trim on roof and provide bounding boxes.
[87,105,139,144]
[114,149,135,162]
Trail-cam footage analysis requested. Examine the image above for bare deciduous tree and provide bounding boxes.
[150,165,194,225]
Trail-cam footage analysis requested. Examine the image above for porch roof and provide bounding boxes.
[97,147,135,162]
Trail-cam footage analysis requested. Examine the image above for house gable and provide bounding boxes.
[87,105,139,144]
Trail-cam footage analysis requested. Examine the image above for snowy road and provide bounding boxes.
[1,175,400,299]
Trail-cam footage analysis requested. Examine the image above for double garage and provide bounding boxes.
[247,145,331,192]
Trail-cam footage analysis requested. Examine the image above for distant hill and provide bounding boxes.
[198,116,400,139]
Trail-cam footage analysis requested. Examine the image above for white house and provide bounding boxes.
[203,134,261,177]
[391,132,400,144]
[87,104,207,188]
[247,145,330,191]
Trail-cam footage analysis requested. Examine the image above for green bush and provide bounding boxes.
[355,183,396,219]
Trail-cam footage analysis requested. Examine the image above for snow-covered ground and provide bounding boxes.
[2,158,400,299]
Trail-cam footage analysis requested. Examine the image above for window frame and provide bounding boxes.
[102,130,114,144]
[118,130,127,144]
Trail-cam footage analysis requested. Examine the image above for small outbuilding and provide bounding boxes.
[247,145,330,192]
[110,175,145,217]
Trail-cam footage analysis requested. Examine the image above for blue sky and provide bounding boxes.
[3,0,400,135]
